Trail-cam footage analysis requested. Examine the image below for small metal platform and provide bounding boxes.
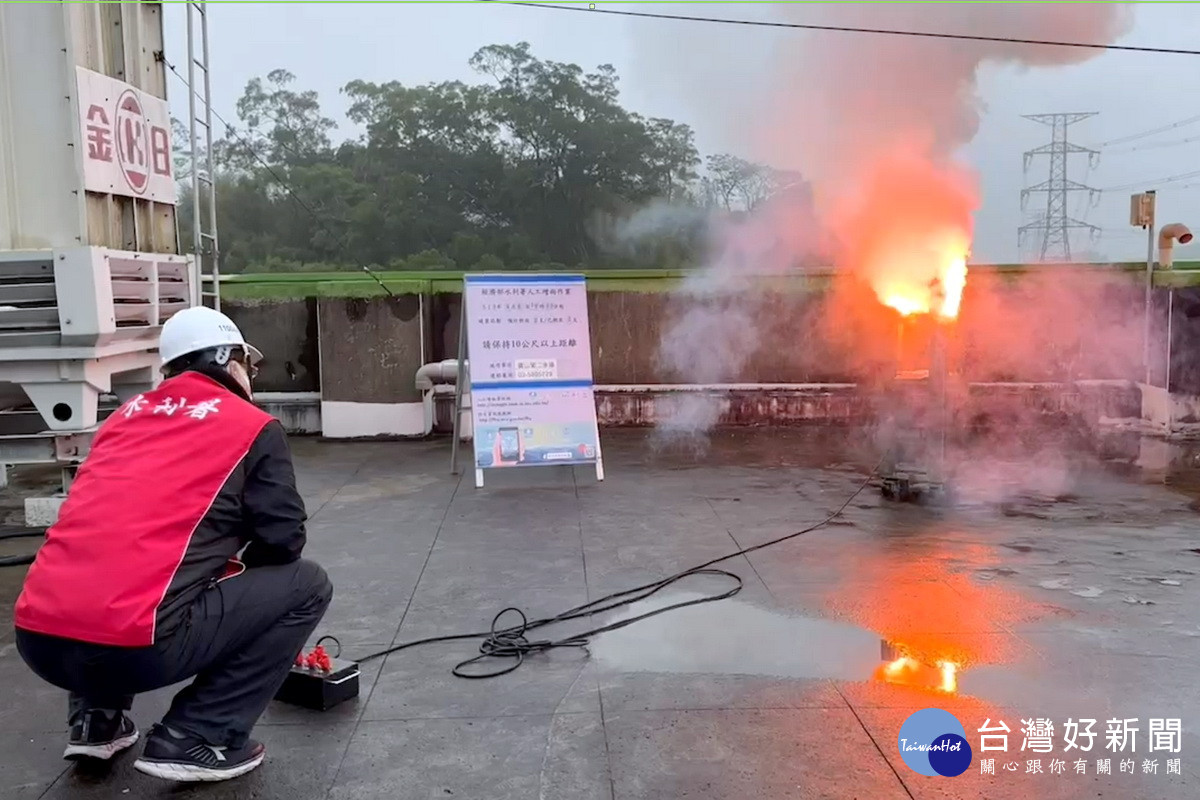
[880,467,946,504]
[878,444,947,505]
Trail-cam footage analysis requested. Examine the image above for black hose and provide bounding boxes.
[355,456,884,679]
[0,526,45,568]
[0,527,45,542]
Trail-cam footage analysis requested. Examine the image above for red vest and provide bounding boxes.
[14,372,273,647]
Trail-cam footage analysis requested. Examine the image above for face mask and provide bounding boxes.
[228,360,254,399]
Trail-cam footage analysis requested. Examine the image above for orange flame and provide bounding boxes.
[939,255,968,319]
[825,145,976,322]
[879,246,969,320]
[939,660,959,693]
[876,653,960,694]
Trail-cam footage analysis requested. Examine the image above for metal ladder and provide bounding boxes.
[186,1,220,311]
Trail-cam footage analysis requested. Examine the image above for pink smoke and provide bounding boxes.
[757,4,1134,308]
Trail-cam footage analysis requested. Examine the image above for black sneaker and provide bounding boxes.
[63,710,139,761]
[133,724,265,782]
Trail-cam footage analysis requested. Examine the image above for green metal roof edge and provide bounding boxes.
[221,268,691,284]
[222,278,431,300]
[218,261,1200,301]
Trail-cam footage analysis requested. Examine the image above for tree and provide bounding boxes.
[467,42,693,263]
[701,153,788,212]
[644,118,701,204]
[233,69,336,169]
[177,44,805,273]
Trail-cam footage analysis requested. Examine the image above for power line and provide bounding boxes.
[1102,169,1200,193]
[492,1,1200,57]
[1105,133,1200,155]
[1094,112,1200,148]
[1108,180,1200,197]
[1099,229,1153,239]
[164,59,396,297]
[1073,158,1093,219]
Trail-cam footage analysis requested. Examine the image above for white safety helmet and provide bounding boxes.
[158,306,263,373]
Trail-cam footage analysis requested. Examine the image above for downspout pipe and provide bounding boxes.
[415,359,464,392]
[415,359,466,435]
[1156,224,1191,403]
[1158,223,1193,269]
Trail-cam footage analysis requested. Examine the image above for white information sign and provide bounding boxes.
[456,274,604,487]
[75,67,177,204]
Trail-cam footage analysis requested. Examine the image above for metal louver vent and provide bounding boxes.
[109,256,191,327]
[0,257,60,339]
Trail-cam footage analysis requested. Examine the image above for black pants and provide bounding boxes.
[15,559,332,748]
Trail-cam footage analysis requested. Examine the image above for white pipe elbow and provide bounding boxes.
[414,359,464,391]
[1158,223,1194,268]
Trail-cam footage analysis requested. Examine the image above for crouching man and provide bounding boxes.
[12,306,332,783]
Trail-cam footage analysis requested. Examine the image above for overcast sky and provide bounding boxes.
[162,2,1200,265]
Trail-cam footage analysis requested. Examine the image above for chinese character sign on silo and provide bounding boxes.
[75,67,176,204]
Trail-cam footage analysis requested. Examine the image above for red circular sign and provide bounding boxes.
[115,90,149,195]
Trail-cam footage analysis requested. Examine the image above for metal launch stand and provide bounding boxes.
[879,317,951,504]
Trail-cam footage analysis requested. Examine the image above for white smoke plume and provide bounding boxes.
[599,200,710,252]
[647,193,827,450]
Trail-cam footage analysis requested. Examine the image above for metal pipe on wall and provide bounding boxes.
[1167,288,1175,437]
[1143,194,1156,386]
[1158,223,1194,269]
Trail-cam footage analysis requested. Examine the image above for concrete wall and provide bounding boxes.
[425,275,1153,384]
[220,268,1197,437]
[595,381,1140,434]
[225,298,320,393]
[316,294,426,437]
[1167,287,1200,394]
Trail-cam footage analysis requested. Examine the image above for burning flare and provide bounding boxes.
[876,653,960,694]
[881,251,969,321]
[940,661,958,693]
[825,147,976,323]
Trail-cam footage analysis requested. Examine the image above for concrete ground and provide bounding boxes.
[2,427,1199,799]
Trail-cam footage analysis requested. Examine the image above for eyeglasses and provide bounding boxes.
[234,350,259,380]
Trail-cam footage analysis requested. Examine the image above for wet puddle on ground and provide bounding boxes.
[592,590,885,682]
[588,586,1034,704]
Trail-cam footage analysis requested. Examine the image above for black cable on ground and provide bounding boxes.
[315,635,343,659]
[355,456,884,678]
[0,527,45,541]
[0,526,45,568]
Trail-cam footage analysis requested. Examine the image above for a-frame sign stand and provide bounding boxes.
[449,308,479,485]
[450,274,604,489]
